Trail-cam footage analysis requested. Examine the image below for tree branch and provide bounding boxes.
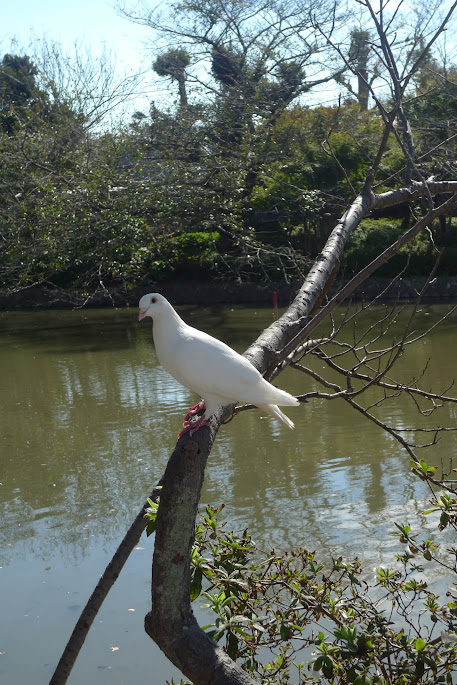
[49,483,162,684]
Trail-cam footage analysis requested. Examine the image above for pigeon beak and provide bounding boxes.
[138,308,148,321]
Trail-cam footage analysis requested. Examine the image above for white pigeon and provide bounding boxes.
[139,293,299,436]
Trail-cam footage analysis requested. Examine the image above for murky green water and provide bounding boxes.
[1,302,456,684]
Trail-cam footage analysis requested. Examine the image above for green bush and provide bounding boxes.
[149,231,221,281]
[145,478,457,684]
[344,218,457,277]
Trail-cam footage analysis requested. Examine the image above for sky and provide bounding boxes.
[3,0,160,117]
[2,0,344,120]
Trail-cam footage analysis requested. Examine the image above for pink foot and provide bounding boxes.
[178,413,210,437]
[183,399,206,423]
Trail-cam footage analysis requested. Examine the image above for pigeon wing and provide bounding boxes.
[158,325,288,406]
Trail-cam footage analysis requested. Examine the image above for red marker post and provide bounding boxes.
[273,291,278,321]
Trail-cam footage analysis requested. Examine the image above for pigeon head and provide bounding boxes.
[138,293,168,321]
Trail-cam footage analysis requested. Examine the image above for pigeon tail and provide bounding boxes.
[259,403,296,429]
[259,384,300,407]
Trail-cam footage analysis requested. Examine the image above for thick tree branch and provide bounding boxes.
[267,185,457,376]
[144,435,257,685]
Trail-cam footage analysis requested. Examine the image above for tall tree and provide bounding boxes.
[0,43,144,300]
[119,0,343,194]
[0,53,44,133]
[153,48,191,107]
[348,29,371,111]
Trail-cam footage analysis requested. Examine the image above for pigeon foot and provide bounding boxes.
[178,412,210,437]
[183,399,206,423]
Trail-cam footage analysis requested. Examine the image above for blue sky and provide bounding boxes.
[3,0,150,71]
[1,0,341,115]
[3,0,158,115]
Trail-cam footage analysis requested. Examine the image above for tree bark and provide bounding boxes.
[144,437,257,685]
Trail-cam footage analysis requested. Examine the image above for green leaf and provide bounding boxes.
[415,637,427,652]
[190,567,203,601]
[146,519,157,536]
[313,656,323,671]
[440,512,450,528]
[280,623,291,640]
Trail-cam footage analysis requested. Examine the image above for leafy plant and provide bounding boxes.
[156,496,457,684]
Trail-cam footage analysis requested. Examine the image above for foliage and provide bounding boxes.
[144,486,457,684]
[0,53,46,134]
[342,217,457,277]
[153,49,190,80]
[153,49,190,107]
[3,4,457,302]
[149,231,222,281]
[404,59,457,179]
[1,121,147,290]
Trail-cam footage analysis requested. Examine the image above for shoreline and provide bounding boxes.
[2,275,457,311]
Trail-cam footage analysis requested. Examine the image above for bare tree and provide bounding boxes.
[31,37,141,130]
[50,2,457,684]
[117,0,344,157]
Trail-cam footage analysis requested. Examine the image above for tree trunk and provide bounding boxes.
[177,74,188,107]
[144,437,257,685]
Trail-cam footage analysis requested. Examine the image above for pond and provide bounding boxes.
[1,301,456,684]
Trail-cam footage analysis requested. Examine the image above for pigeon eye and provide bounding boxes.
[151,297,157,304]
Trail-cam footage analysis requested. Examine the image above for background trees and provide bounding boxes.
[3,2,457,303]
[0,42,147,300]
